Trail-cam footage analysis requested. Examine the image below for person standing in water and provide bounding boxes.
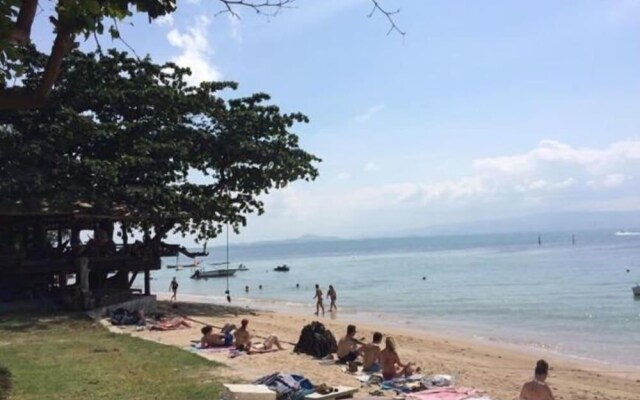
[314,284,325,316]
[538,234,542,246]
[169,277,179,302]
[327,285,337,312]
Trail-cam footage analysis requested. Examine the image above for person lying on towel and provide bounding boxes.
[201,325,234,348]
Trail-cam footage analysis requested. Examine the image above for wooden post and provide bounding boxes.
[144,269,150,295]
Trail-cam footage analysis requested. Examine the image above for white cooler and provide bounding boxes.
[221,384,276,400]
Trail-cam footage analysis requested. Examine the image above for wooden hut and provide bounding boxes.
[0,201,163,310]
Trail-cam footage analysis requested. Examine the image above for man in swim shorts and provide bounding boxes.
[314,284,325,316]
[336,324,363,363]
[361,332,383,372]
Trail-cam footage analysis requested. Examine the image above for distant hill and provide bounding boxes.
[232,234,342,247]
[387,210,640,237]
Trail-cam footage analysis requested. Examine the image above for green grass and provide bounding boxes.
[0,312,223,399]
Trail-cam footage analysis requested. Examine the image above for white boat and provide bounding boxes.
[633,285,640,297]
[615,230,640,236]
[190,268,237,279]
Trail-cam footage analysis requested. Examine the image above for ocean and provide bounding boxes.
[145,230,640,368]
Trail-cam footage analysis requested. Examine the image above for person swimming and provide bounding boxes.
[519,360,555,400]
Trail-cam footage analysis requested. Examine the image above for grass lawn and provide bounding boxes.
[0,312,223,400]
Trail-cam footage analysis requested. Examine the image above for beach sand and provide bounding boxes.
[110,299,640,400]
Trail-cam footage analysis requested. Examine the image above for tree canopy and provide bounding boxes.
[0,0,402,109]
[0,47,320,241]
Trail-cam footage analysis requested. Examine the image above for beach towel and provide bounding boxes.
[407,387,478,400]
[188,343,234,353]
[253,373,314,400]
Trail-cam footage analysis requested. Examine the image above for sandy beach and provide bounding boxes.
[105,297,640,400]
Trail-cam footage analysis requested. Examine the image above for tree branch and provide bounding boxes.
[0,27,74,110]
[215,0,296,18]
[367,0,405,36]
[10,0,39,44]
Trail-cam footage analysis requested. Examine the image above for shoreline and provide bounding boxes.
[119,295,640,400]
[157,291,640,377]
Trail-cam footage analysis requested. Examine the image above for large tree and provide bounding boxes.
[1,0,403,110]
[0,47,319,241]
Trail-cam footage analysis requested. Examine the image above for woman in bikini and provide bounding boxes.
[380,337,419,381]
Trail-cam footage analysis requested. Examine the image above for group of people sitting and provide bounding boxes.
[200,318,284,354]
[336,324,554,400]
[336,324,420,381]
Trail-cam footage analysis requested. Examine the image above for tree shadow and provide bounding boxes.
[157,300,258,320]
[0,365,11,400]
[0,312,89,333]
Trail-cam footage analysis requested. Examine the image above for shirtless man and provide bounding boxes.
[234,319,252,351]
[336,324,364,363]
[519,360,555,400]
[200,325,234,348]
[314,284,325,316]
[361,332,383,372]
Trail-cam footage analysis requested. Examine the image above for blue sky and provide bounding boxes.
[30,0,640,244]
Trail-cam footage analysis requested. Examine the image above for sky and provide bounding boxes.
[29,0,640,244]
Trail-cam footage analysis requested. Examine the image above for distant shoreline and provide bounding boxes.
[156,291,640,376]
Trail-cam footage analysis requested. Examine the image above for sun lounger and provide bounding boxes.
[305,386,358,400]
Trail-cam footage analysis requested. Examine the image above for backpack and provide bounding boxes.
[293,321,338,359]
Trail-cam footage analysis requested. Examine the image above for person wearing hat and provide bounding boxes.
[336,324,364,363]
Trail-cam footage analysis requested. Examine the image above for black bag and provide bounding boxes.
[293,321,338,359]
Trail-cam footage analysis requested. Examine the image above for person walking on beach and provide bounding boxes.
[327,285,337,312]
[519,360,555,400]
[314,284,325,316]
[169,277,179,302]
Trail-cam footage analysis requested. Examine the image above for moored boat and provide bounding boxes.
[633,285,640,297]
[274,264,290,272]
[191,268,237,279]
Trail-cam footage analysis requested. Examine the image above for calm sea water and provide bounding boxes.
[144,231,640,367]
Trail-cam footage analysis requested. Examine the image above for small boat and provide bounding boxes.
[633,285,640,297]
[166,264,178,269]
[191,268,237,279]
[274,264,290,272]
[237,264,249,271]
[616,230,640,236]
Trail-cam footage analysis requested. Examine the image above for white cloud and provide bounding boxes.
[355,104,384,122]
[167,16,221,85]
[603,173,626,187]
[249,139,640,240]
[155,14,174,27]
[363,162,380,172]
[228,15,242,44]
